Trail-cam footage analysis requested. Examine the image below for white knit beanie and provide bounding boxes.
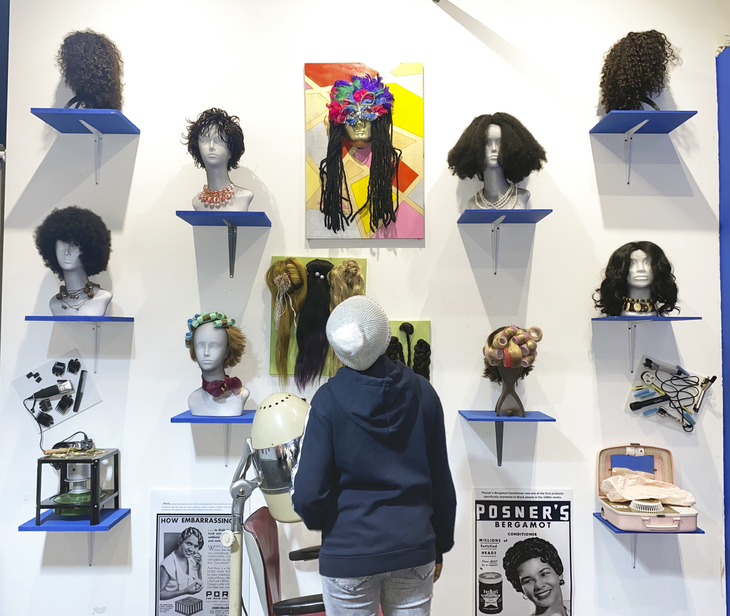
[326,296,391,371]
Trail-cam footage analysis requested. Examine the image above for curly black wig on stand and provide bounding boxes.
[503,537,564,593]
[295,259,334,389]
[57,30,124,110]
[593,241,678,316]
[600,30,680,112]
[34,206,112,279]
[319,111,401,233]
[184,108,245,170]
[447,113,546,183]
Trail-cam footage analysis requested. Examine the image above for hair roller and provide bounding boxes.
[527,327,543,341]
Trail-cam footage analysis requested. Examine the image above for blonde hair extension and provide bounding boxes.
[327,259,364,311]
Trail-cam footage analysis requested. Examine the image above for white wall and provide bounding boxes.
[1,0,728,614]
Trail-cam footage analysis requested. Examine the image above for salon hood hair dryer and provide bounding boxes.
[222,392,309,616]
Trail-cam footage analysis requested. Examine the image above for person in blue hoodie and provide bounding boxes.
[291,295,457,616]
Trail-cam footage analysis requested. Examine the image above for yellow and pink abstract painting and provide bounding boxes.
[305,62,424,240]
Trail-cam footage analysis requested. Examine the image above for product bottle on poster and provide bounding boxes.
[478,572,503,614]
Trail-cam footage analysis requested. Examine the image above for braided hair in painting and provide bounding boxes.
[385,336,405,364]
[447,113,546,183]
[593,241,678,316]
[412,339,431,380]
[600,30,680,112]
[56,30,124,110]
[265,258,308,385]
[399,322,414,367]
[295,259,334,389]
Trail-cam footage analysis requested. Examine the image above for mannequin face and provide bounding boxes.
[55,240,83,272]
[627,249,654,290]
[516,557,564,609]
[345,118,372,143]
[193,323,229,372]
[198,128,231,169]
[485,124,502,169]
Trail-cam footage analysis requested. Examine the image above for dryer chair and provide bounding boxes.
[243,506,326,616]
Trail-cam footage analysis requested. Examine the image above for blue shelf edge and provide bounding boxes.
[176,210,271,227]
[171,410,255,424]
[26,316,134,323]
[19,508,131,532]
[458,410,556,423]
[589,110,697,134]
[591,316,701,322]
[593,512,704,535]
[457,209,552,225]
[31,108,140,134]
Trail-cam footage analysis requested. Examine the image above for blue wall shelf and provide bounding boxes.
[592,316,702,372]
[594,512,704,568]
[172,410,255,467]
[456,209,552,274]
[589,110,697,184]
[31,108,139,134]
[458,410,555,466]
[176,210,271,278]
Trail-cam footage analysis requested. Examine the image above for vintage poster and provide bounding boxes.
[151,490,242,616]
[474,488,573,616]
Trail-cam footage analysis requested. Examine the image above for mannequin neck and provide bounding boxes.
[204,165,233,191]
[201,366,226,382]
[482,166,510,200]
[627,285,652,300]
[61,268,90,291]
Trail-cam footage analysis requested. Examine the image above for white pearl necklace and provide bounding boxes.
[475,182,518,209]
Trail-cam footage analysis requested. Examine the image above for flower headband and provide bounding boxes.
[327,74,394,127]
[185,311,236,348]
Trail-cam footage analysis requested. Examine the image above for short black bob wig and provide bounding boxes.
[184,108,245,171]
[56,29,124,110]
[503,537,564,593]
[593,240,678,316]
[34,206,112,279]
[447,113,547,184]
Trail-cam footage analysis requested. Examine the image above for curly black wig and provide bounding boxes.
[184,108,245,170]
[34,206,112,279]
[447,113,547,184]
[600,30,680,112]
[295,259,334,389]
[593,241,678,316]
[319,111,401,233]
[503,537,564,593]
[57,30,124,110]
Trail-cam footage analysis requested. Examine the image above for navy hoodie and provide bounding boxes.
[290,355,457,578]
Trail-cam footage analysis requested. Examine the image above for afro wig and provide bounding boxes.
[447,113,547,184]
[57,30,124,110]
[34,206,112,280]
[593,241,678,316]
[600,30,680,112]
[503,537,564,594]
[184,108,245,171]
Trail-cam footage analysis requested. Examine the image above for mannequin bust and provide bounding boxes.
[483,325,543,417]
[34,206,113,317]
[186,312,249,417]
[448,112,547,211]
[184,108,254,211]
[594,241,678,317]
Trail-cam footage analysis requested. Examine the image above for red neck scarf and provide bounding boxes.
[202,375,242,398]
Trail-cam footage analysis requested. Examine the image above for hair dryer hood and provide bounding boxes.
[251,393,309,523]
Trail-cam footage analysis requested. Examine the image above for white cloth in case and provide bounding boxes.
[601,474,696,507]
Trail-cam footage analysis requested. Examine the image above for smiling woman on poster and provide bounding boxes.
[159,527,205,601]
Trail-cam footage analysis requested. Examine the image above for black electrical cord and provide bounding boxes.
[653,371,700,433]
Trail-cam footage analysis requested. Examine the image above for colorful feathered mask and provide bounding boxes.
[327,74,394,127]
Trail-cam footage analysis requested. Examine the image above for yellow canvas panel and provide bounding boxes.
[306,161,320,201]
[390,63,424,77]
[387,83,423,138]
[392,130,417,150]
[344,158,369,183]
[351,175,370,224]
[305,92,329,123]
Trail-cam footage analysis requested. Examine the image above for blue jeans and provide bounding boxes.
[321,561,435,616]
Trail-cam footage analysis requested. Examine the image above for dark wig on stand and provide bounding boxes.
[503,537,564,593]
[34,206,112,279]
[447,113,546,183]
[600,30,680,112]
[57,30,124,110]
[295,259,334,389]
[319,74,401,233]
[593,241,678,316]
[184,108,245,170]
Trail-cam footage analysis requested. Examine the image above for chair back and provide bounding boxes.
[243,506,281,616]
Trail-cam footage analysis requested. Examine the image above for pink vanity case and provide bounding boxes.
[597,444,698,532]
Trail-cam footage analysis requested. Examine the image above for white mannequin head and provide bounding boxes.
[193,322,229,379]
[198,127,231,171]
[627,249,653,292]
[485,124,502,169]
[55,240,83,274]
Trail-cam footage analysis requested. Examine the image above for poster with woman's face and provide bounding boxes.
[304,62,424,240]
[474,488,573,616]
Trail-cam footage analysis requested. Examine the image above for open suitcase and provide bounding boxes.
[597,443,698,532]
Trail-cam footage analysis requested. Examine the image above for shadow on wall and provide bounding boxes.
[5,133,139,231]
[40,515,132,568]
[590,132,716,230]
